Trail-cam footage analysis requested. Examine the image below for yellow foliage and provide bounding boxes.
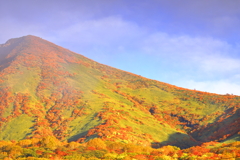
[107,141,125,150]
[123,143,143,153]
[66,141,81,150]
[3,157,13,160]
[18,139,32,147]
[17,158,49,160]
[0,141,12,148]
[2,144,23,157]
[157,145,180,155]
[86,138,106,150]
[39,136,61,150]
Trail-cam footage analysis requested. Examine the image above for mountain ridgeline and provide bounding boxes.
[0,35,239,149]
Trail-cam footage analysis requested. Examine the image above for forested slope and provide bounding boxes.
[0,35,239,151]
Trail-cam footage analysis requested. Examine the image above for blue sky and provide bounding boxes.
[1,0,240,95]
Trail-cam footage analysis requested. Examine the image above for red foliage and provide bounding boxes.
[86,146,96,151]
[55,150,68,156]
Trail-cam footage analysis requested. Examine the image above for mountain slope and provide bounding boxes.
[0,35,239,149]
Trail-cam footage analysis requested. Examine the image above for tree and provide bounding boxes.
[39,136,61,150]
[86,138,106,150]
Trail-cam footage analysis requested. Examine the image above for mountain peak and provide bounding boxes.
[0,35,61,51]
[0,35,82,74]
[1,35,38,47]
[0,35,73,61]
[19,35,50,44]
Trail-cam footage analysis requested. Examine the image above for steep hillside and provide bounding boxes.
[0,35,239,149]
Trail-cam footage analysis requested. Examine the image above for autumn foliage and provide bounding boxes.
[0,138,239,159]
[0,35,240,159]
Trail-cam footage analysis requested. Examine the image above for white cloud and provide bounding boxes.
[142,33,233,57]
[141,32,240,74]
[55,16,145,49]
[200,55,240,73]
[180,80,240,96]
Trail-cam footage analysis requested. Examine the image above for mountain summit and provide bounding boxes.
[0,35,239,148]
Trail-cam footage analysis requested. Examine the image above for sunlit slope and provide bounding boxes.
[0,35,239,148]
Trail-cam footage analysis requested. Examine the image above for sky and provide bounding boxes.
[1,0,240,95]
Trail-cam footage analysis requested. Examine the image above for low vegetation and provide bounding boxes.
[0,137,239,159]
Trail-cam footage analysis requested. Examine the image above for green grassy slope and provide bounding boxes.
[0,35,239,149]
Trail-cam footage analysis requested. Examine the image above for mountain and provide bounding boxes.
[0,35,239,149]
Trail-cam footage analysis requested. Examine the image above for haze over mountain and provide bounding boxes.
[0,35,239,149]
